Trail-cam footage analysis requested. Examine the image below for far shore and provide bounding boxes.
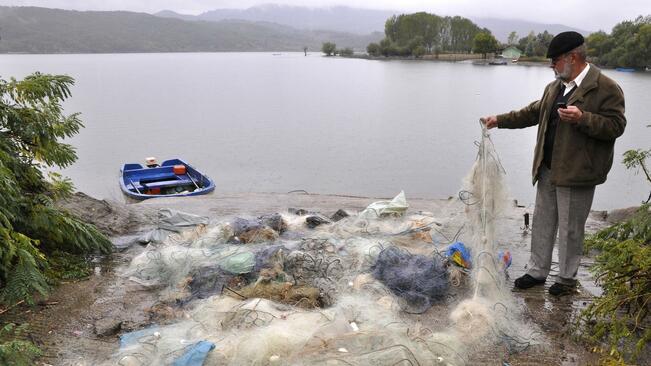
[343,53,552,67]
[340,53,639,70]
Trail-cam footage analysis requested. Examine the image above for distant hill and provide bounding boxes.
[156,4,396,35]
[472,17,591,42]
[0,6,382,53]
[156,5,592,43]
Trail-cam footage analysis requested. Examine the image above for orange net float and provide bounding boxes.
[173,165,186,175]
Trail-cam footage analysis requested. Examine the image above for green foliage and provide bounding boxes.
[507,31,518,45]
[0,6,381,53]
[367,42,381,56]
[0,323,42,366]
[376,12,484,57]
[321,42,337,56]
[517,30,554,57]
[379,38,397,57]
[622,149,651,202]
[586,15,651,68]
[472,31,499,58]
[338,47,354,57]
[0,73,112,305]
[44,251,92,282]
[579,205,651,362]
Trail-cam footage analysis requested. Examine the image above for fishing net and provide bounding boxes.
[108,125,542,366]
[371,246,449,313]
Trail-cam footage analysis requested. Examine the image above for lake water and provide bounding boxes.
[1,52,649,210]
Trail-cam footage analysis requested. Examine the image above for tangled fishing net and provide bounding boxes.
[109,124,541,366]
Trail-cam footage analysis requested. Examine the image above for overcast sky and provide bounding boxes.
[1,0,649,31]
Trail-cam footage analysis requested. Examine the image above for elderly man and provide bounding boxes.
[481,32,626,296]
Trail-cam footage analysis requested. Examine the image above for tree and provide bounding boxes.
[339,47,354,56]
[376,12,483,55]
[445,17,483,53]
[585,15,651,68]
[472,31,499,58]
[366,42,381,56]
[0,73,111,305]
[576,124,651,363]
[518,31,536,56]
[585,31,612,58]
[321,42,336,56]
[507,31,518,45]
[379,38,394,57]
[385,12,443,52]
[533,31,554,57]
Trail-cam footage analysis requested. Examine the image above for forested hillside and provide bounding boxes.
[0,6,382,53]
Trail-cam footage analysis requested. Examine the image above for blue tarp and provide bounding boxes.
[172,340,215,366]
[119,326,160,349]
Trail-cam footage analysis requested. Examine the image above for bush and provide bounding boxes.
[367,42,380,56]
[0,323,42,366]
[578,204,651,362]
[339,47,354,56]
[321,42,336,56]
[0,73,111,305]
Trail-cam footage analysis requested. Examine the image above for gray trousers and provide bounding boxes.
[527,166,595,285]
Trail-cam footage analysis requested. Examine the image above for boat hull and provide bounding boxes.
[120,159,215,200]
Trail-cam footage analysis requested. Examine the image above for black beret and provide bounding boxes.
[546,31,584,58]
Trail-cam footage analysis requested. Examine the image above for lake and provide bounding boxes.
[1,52,649,210]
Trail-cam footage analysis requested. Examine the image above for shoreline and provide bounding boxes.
[344,53,548,66]
[341,53,648,71]
[2,192,641,365]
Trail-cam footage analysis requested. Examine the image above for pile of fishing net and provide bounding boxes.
[371,246,449,313]
[111,127,544,365]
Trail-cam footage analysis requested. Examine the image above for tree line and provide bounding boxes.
[326,12,649,69]
[321,42,354,56]
[0,6,380,53]
[508,15,650,69]
[586,15,650,69]
[364,12,498,57]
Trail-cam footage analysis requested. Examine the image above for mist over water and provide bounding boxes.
[0,52,648,210]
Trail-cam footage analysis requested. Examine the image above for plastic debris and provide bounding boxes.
[171,340,215,366]
[219,251,256,274]
[497,250,512,270]
[330,209,350,222]
[446,242,472,269]
[359,190,409,218]
[305,215,331,228]
[371,246,449,313]
[119,326,160,349]
[137,209,209,244]
[288,207,309,216]
[188,266,242,300]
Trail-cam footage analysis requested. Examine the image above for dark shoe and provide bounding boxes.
[514,274,546,289]
[549,282,577,296]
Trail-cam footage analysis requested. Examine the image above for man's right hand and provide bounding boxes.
[480,116,498,129]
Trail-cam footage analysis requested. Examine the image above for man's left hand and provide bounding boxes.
[558,106,583,124]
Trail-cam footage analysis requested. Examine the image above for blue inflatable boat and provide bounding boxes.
[120,158,215,200]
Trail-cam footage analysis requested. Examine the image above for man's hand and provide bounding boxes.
[480,116,498,129]
[558,106,583,124]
